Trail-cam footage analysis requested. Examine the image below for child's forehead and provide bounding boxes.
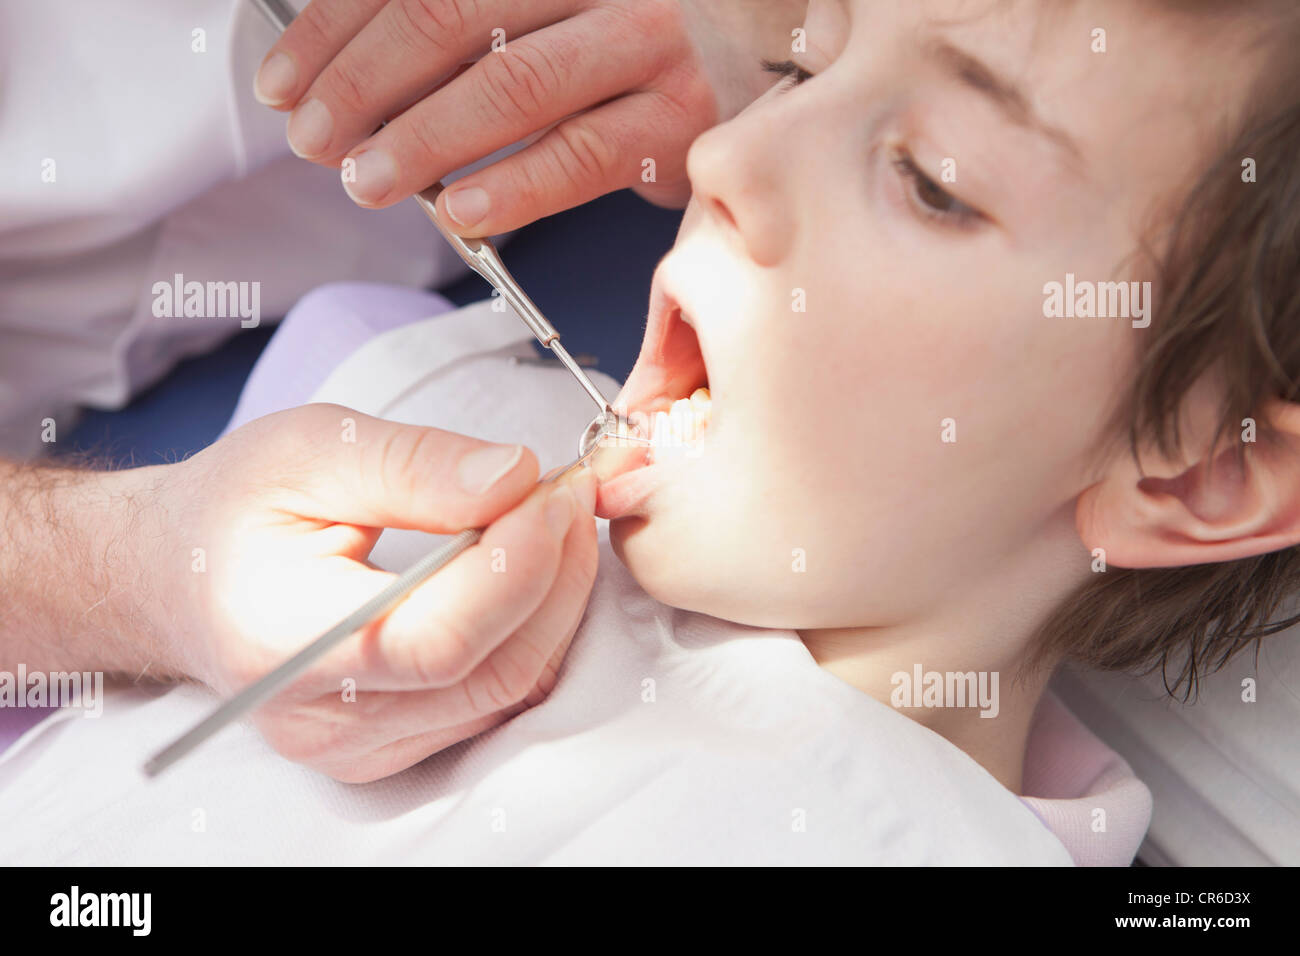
[824,0,1253,170]
[829,0,1252,77]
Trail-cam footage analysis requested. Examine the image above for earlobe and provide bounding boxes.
[1076,398,1300,568]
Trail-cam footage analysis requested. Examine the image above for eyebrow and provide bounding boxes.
[922,38,1085,167]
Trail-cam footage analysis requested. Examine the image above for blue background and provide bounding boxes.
[56,190,683,467]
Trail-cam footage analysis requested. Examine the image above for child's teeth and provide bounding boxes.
[651,410,671,446]
[689,388,711,436]
[669,398,691,444]
[644,389,712,464]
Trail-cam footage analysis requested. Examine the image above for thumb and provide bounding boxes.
[246,404,540,532]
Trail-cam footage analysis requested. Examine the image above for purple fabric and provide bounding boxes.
[0,708,49,752]
[1,283,455,756]
[224,282,457,434]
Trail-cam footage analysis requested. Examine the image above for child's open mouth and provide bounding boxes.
[595,284,713,520]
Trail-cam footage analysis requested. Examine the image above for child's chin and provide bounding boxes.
[609,519,735,619]
[608,513,654,575]
[611,518,697,602]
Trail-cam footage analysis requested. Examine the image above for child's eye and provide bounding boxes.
[761,59,814,89]
[756,62,985,231]
[890,149,984,229]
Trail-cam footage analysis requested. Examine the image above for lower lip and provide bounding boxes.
[594,427,712,520]
[595,455,668,520]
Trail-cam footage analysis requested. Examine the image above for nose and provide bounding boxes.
[684,104,796,267]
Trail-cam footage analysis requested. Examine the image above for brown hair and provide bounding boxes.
[1029,5,1300,699]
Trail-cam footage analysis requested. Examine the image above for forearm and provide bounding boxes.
[0,459,184,680]
[682,0,810,119]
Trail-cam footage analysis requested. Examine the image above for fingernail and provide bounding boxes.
[254,52,297,105]
[443,186,490,228]
[342,150,396,204]
[287,98,334,158]
[545,485,575,540]
[569,468,597,515]
[458,444,523,495]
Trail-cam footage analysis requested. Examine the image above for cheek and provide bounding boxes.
[611,222,1136,622]
[610,482,857,627]
[605,415,828,623]
[607,330,1118,628]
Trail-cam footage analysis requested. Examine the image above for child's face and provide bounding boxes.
[596,0,1245,630]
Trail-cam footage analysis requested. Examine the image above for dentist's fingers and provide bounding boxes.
[315,718,504,783]
[431,467,595,712]
[254,0,388,107]
[253,0,723,235]
[271,482,596,778]
[309,602,583,780]
[283,0,579,163]
[255,704,508,783]
[432,85,710,237]
[335,475,584,691]
[231,404,540,534]
[337,13,654,206]
[338,472,594,716]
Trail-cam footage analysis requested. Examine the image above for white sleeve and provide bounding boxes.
[0,0,518,458]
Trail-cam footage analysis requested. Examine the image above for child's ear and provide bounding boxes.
[1076,398,1300,568]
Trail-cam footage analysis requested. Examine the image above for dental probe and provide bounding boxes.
[143,424,612,778]
[249,0,616,418]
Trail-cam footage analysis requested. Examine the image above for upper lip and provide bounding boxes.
[613,263,710,422]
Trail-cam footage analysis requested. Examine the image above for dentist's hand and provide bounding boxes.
[252,0,796,234]
[153,404,598,782]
